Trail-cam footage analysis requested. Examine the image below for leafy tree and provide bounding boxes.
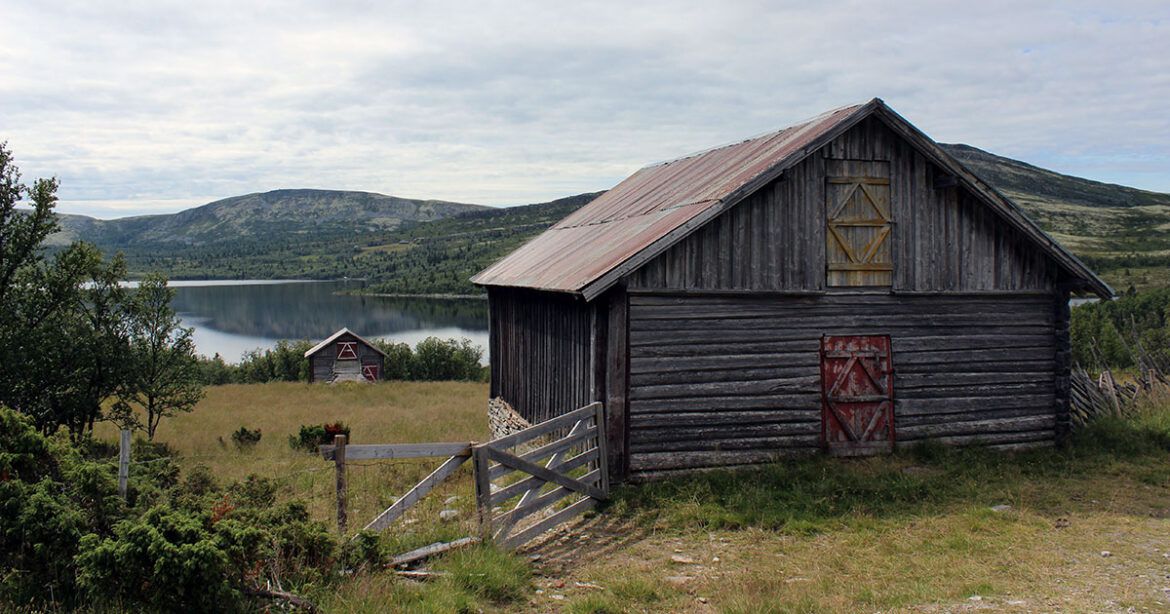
[0,142,59,304]
[116,274,204,439]
[0,144,168,439]
[0,144,134,437]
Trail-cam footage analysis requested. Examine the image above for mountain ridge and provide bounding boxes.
[49,188,488,247]
[941,143,1170,210]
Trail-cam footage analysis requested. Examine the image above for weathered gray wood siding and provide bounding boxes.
[488,287,595,424]
[308,333,385,382]
[625,293,1057,478]
[627,116,1060,293]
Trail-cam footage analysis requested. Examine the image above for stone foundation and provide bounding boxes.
[488,397,531,441]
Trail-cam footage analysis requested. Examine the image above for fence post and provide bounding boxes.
[472,444,493,541]
[334,434,348,535]
[118,429,131,499]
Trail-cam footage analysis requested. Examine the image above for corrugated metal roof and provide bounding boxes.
[471,102,870,294]
[472,98,1113,299]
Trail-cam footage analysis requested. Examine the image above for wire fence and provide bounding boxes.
[105,444,478,533]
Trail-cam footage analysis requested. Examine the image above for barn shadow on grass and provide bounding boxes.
[602,412,1170,536]
[519,512,654,576]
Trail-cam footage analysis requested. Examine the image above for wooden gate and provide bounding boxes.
[820,335,895,456]
[472,402,608,549]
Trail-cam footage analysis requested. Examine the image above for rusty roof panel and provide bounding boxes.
[472,102,870,293]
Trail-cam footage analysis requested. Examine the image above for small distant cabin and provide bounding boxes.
[304,328,386,383]
[473,98,1113,483]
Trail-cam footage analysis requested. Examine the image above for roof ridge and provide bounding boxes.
[642,101,869,170]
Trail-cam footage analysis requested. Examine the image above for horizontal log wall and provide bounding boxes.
[627,116,1059,293]
[625,292,1057,477]
[488,288,595,425]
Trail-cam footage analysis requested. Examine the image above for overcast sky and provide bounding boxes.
[2,1,1168,218]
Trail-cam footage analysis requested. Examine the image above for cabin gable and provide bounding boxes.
[306,329,386,383]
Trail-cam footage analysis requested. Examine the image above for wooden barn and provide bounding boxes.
[472,98,1113,482]
[304,328,386,383]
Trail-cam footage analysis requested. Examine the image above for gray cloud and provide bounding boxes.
[1,0,1168,218]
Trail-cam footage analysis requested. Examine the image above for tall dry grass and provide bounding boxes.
[96,381,490,536]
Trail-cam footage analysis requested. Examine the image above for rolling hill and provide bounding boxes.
[942,144,1170,260]
[48,189,487,247]
[53,145,1170,295]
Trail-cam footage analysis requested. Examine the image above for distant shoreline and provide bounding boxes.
[356,292,486,300]
[133,277,490,300]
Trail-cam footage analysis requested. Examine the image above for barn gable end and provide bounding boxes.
[627,115,1060,294]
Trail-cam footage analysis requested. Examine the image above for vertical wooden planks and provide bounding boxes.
[488,288,594,425]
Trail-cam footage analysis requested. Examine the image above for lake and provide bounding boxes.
[163,280,488,362]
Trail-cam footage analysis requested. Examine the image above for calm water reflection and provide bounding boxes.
[162,280,488,362]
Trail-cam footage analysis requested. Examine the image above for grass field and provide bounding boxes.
[97,382,490,545]
[98,383,1170,612]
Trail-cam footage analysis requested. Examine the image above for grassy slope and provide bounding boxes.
[942,144,1170,292]
[98,382,1170,612]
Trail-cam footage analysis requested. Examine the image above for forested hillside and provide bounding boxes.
[120,192,601,294]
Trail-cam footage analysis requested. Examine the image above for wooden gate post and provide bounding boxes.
[472,444,493,540]
[117,429,131,499]
[334,434,348,534]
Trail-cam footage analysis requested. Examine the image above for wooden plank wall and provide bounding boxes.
[625,293,1057,479]
[626,116,1059,293]
[488,287,596,425]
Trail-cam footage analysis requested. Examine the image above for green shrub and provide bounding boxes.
[0,408,116,606]
[288,422,351,453]
[236,339,314,383]
[411,337,483,381]
[0,406,341,611]
[230,426,262,450]
[1071,287,1170,370]
[75,506,238,611]
[198,353,237,385]
[197,336,485,385]
[374,340,414,380]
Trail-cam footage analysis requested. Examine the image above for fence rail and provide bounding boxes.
[320,438,472,534]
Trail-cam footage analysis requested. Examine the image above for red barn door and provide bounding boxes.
[820,335,895,456]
